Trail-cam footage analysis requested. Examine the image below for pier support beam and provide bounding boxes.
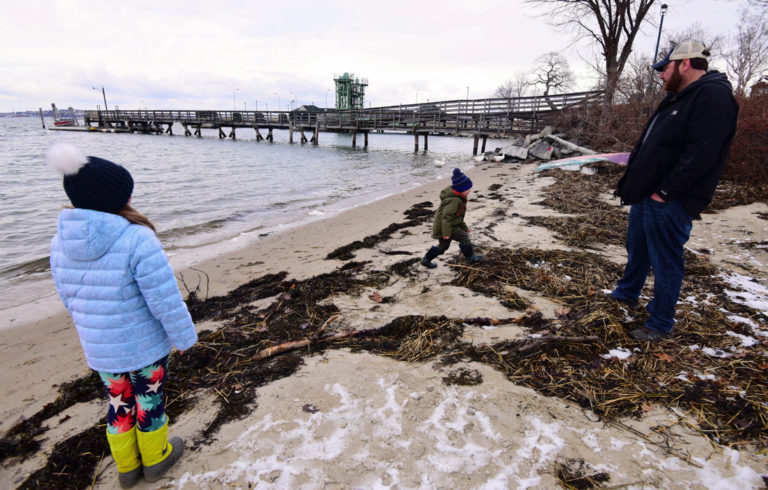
[311,123,319,145]
[364,131,368,148]
[267,128,273,142]
[473,134,479,155]
[300,130,308,144]
[414,132,419,152]
[218,127,226,139]
[194,125,202,137]
[481,135,487,153]
[183,124,192,136]
[254,127,264,141]
[352,132,357,148]
[423,133,428,151]
[289,127,294,143]
[229,127,236,140]
[165,124,173,135]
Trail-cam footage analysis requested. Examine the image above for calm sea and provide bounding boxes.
[0,116,479,310]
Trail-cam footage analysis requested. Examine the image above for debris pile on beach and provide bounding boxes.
[476,126,598,163]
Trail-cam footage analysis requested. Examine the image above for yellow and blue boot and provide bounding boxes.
[136,418,184,483]
[105,426,142,488]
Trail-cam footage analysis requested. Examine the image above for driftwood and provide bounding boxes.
[251,315,352,361]
[516,334,599,353]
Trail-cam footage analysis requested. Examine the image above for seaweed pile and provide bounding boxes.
[525,161,627,248]
[325,201,433,260]
[450,246,768,447]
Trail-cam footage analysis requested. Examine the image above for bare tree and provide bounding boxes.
[495,71,531,98]
[616,53,658,105]
[527,0,656,104]
[725,6,768,96]
[532,52,575,96]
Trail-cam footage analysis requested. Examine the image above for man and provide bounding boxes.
[609,41,739,341]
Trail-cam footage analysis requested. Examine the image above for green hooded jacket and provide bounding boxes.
[432,186,469,239]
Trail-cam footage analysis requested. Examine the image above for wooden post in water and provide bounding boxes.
[38,108,45,129]
[481,135,487,153]
[472,134,479,155]
[218,127,226,139]
[352,131,357,148]
[289,127,294,143]
[183,124,192,136]
[312,122,319,145]
[267,128,273,142]
[364,131,368,148]
[254,127,264,141]
[229,127,236,140]
[423,133,428,151]
[300,130,308,144]
[414,131,419,152]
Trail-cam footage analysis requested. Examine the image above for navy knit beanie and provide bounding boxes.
[47,143,134,214]
[451,168,473,193]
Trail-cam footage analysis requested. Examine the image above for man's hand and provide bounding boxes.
[650,193,665,203]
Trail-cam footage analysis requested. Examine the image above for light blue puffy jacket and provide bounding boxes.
[50,208,197,372]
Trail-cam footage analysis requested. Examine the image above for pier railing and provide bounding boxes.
[83,90,603,136]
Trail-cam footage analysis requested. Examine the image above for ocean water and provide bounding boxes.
[0,116,480,309]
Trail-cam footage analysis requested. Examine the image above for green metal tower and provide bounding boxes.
[334,72,368,110]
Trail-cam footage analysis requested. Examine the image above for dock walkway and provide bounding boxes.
[76,91,603,153]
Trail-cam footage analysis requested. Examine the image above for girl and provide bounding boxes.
[48,143,197,488]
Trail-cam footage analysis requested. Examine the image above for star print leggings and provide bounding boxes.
[98,356,169,435]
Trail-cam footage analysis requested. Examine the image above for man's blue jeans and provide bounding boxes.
[612,197,693,334]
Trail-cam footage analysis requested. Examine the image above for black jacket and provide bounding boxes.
[616,71,739,218]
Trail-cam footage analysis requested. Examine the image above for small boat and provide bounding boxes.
[51,103,80,127]
[53,119,77,127]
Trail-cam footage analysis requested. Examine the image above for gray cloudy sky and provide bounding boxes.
[0,0,744,112]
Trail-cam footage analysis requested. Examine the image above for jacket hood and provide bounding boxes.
[56,208,131,261]
[440,186,465,201]
[674,70,734,100]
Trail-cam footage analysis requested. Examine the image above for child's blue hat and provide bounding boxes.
[451,168,473,192]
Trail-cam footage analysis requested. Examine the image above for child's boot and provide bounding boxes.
[106,426,142,488]
[421,246,441,268]
[136,419,184,483]
[460,244,484,264]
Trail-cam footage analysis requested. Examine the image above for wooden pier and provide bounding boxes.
[76,91,603,154]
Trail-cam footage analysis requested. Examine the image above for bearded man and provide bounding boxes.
[608,41,739,341]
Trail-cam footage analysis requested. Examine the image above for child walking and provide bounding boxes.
[48,143,198,488]
[421,168,484,268]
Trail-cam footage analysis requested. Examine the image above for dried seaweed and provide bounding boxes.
[326,201,433,260]
[449,246,768,447]
[526,162,627,248]
[443,368,483,386]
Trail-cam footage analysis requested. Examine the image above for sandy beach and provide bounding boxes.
[2,160,767,489]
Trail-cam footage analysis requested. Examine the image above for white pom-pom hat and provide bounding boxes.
[47,142,134,214]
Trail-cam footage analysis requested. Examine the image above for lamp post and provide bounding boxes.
[466,86,470,115]
[274,92,280,111]
[653,4,669,63]
[233,88,240,111]
[92,86,108,111]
